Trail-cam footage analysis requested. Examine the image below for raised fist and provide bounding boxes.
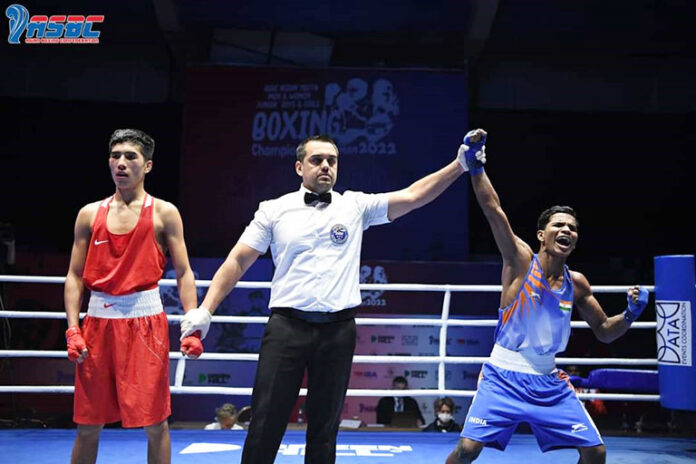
[625,285,649,323]
[457,129,487,174]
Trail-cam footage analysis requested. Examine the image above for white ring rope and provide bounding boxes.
[0,275,666,293]
[0,385,660,403]
[0,350,658,367]
[0,311,658,330]
[0,275,664,402]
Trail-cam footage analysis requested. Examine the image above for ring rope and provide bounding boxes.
[0,350,658,367]
[0,274,664,404]
[0,311,658,330]
[0,275,667,294]
[0,385,660,402]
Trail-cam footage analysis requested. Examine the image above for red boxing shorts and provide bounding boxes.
[73,289,170,428]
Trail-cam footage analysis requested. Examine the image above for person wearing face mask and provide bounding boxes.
[424,397,462,433]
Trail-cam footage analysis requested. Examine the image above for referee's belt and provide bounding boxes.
[271,307,357,323]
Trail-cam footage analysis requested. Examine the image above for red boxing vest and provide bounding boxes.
[83,194,166,295]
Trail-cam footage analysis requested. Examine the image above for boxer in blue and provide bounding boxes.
[446,130,649,464]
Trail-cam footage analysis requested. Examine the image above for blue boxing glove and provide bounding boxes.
[456,129,487,175]
[623,285,649,323]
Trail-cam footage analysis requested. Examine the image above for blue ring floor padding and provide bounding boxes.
[588,369,660,393]
[0,429,694,463]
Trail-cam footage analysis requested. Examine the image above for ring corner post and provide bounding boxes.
[654,254,696,411]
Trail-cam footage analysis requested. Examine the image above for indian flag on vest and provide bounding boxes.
[559,300,572,312]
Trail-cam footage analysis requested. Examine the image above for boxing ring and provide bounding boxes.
[0,272,694,463]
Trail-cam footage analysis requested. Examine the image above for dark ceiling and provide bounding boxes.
[1,0,695,270]
[175,0,473,33]
[170,0,696,63]
[4,1,695,76]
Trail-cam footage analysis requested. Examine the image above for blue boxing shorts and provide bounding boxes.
[461,363,603,452]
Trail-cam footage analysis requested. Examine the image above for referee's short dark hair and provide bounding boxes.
[296,134,338,162]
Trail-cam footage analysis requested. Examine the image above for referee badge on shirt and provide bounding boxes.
[330,224,348,244]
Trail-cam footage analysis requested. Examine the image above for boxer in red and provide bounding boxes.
[64,129,198,464]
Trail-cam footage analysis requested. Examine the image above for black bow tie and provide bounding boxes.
[304,192,332,205]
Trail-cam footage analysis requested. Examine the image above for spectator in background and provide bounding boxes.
[424,397,462,433]
[376,376,425,426]
[204,403,244,430]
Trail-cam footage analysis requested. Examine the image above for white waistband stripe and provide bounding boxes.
[87,288,163,318]
[488,344,557,375]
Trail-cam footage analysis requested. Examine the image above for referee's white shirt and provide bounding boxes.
[238,185,390,312]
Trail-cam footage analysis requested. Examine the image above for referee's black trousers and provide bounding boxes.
[241,311,356,464]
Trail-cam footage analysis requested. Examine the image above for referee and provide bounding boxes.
[180,133,476,463]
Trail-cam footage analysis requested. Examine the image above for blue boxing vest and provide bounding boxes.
[494,255,574,355]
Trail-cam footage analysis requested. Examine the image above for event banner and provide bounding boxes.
[180,66,470,262]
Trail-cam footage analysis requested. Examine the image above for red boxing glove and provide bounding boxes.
[65,326,88,363]
[180,331,203,359]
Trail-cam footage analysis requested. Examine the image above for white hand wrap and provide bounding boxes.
[180,307,212,340]
[456,144,486,172]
